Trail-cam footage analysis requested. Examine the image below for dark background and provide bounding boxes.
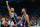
[0,1,40,17]
[0,1,40,26]
[0,0,31,1]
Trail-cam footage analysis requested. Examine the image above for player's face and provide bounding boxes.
[22,9,25,13]
[11,8,14,12]
[6,18,8,20]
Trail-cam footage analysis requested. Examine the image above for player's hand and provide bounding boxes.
[6,1,8,4]
[14,24,17,26]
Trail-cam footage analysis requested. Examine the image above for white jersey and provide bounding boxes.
[11,21,14,26]
[8,21,11,25]
[2,21,6,24]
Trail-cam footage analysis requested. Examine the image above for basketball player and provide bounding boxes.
[6,1,22,27]
[21,8,31,27]
[14,8,31,27]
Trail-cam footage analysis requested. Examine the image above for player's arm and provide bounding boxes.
[17,16,22,19]
[15,18,22,26]
[6,1,11,13]
[16,16,22,25]
[15,17,22,26]
[25,15,31,27]
[17,17,22,24]
[14,13,22,26]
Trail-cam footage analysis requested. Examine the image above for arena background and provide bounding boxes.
[0,0,40,27]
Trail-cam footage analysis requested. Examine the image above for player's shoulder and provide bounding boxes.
[14,13,17,15]
[14,13,17,16]
[25,14,28,17]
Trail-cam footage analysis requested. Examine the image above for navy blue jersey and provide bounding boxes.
[14,13,22,27]
[22,14,28,27]
[13,13,19,23]
[22,15,26,27]
[11,13,22,27]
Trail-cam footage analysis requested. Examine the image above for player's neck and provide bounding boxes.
[11,12,14,13]
[24,12,26,15]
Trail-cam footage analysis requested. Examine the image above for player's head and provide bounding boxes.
[11,8,15,12]
[22,8,26,13]
[6,18,8,20]
[9,18,11,21]
[1,17,5,20]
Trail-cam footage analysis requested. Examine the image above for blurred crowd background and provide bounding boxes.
[0,0,40,27]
